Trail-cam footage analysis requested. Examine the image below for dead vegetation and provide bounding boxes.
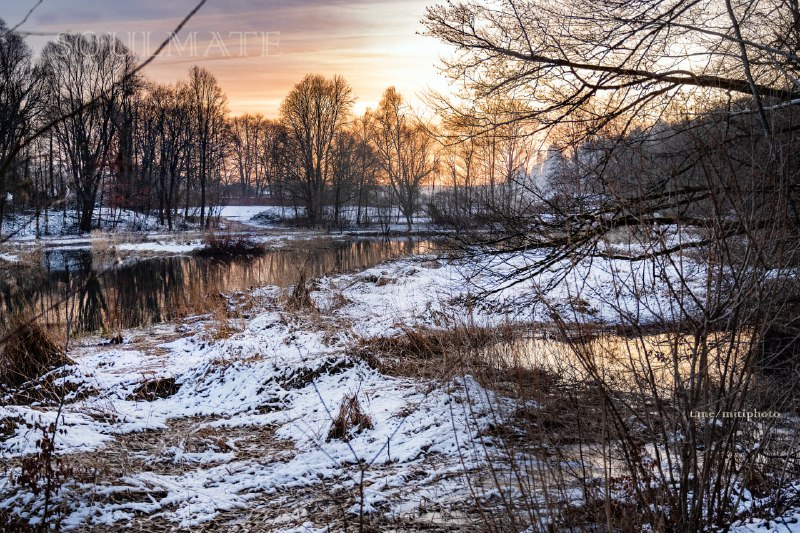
[327,392,374,441]
[127,376,181,401]
[0,323,72,389]
[436,321,800,530]
[2,368,96,407]
[285,270,317,312]
[358,324,521,380]
[3,415,75,531]
[0,508,36,533]
[280,357,354,389]
[205,306,243,341]
[193,232,265,259]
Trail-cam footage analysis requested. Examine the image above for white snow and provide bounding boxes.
[115,241,204,254]
[0,244,795,531]
[1,208,166,241]
[312,248,706,338]
[217,205,302,228]
[0,281,498,529]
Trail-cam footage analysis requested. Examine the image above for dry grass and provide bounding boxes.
[358,325,522,381]
[205,306,243,341]
[285,270,317,312]
[327,393,374,441]
[0,508,37,532]
[0,323,72,389]
[127,376,180,401]
[416,320,800,531]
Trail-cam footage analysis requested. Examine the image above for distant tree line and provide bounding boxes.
[2,23,541,235]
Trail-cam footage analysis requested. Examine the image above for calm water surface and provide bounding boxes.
[0,238,430,333]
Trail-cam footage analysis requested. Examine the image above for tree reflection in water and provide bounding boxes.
[0,238,426,334]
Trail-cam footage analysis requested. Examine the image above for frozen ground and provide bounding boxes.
[0,260,505,531]
[0,245,797,531]
[217,205,300,228]
[1,208,164,242]
[312,248,707,337]
[0,205,435,241]
[218,204,439,235]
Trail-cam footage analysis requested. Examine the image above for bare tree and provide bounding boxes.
[142,82,192,230]
[280,74,355,225]
[229,113,264,198]
[433,98,536,225]
[424,0,800,529]
[40,33,137,232]
[257,119,290,200]
[351,114,379,225]
[370,87,439,231]
[0,20,41,235]
[329,130,360,225]
[181,66,227,228]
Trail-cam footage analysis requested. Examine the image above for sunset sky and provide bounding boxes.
[3,0,452,117]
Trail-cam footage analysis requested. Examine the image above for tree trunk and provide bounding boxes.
[79,190,94,233]
[200,176,206,229]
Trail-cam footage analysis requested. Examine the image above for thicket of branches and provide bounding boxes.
[420,0,800,529]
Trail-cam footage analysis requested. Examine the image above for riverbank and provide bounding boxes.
[1,226,798,531]
[0,206,441,253]
[0,255,500,531]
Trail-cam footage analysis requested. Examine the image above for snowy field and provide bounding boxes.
[0,219,798,529]
[0,209,164,242]
[0,261,503,530]
[1,205,435,240]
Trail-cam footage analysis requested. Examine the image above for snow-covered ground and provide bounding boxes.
[312,248,706,337]
[1,208,165,242]
[0,206,435,266]
[0,261,503,530]
[0,245,796,530]
[1,319,495,529]
[110,234,298,255]
[113,240,206,254]
[216,205,300,228]
[217,204,438,234]
[1,204,437,242]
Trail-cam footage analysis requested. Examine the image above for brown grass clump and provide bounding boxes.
[285,271,317,312]
[206,306,242,341]
[362,326,497,359]
[127,376,180,401]
[327,393,374,441]
[358,325,518,380]
[0,508,37,532]
[0,324,72,388]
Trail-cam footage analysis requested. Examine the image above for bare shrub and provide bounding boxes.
[327,393,374,442]
[193,232,264,258]
[0,508,36,532]
[8,416,73,531]
[438,310,800,530]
